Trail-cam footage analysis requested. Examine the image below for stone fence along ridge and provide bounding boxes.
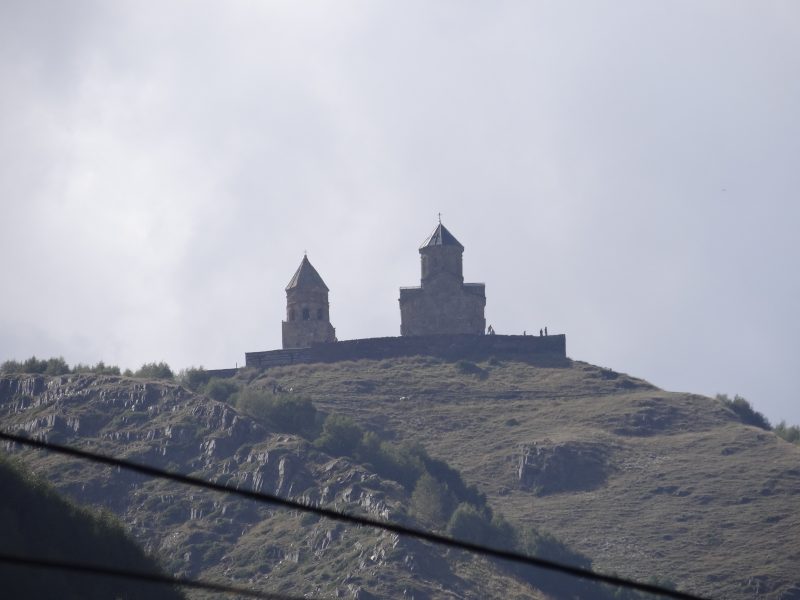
[244,334,567,370]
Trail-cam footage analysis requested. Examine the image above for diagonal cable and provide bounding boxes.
[0,552,305,599]
[0,430,709,600]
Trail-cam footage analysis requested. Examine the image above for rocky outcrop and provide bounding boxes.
[0,373,482,599]
[517,440,611,495]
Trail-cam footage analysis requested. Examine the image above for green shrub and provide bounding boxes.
[410,473,454,528]
[358,441,426,490]
[180,366,211,390]
[358,430,382,458]
[22,356,48,374]
[102,363,121,376]
[0,359,22,374]
[72,361,121,375]
[520,528,591,569]
[45,357,70,375]
[134,362,174,380]
[716,394,771,430]
[455,360,486,378]
[447,503,498,545]
[774,421,800,444]
[423,454,486,509]
[236,388,317,435]
[1,356,70,375]
[268,393,318,434]
[315,414,363,455]
[513,527,596,598]
[204,378,239,402]
[354,435,486,506]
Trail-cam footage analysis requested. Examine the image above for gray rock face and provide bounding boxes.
[517,440,611,495]
[0,373,489,599]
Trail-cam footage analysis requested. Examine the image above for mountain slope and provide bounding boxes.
[0,371,548,599]
[0,455,184,600]
[1,356,799,599]
[248,357,800,599]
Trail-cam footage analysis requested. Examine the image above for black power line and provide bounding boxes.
[0,552,303,599]
[0,431,709,600]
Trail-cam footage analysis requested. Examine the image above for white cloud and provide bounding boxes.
[1,0,798,423]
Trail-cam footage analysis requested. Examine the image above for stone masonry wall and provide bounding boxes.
[282,319,336,350]
[399,280,486,336]
[245,333,566,369]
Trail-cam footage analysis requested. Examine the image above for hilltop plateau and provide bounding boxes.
[1,356,799,599]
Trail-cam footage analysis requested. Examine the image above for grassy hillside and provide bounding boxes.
[1,356,799,599]
[0,371,551,599]
[249,357,800,599]
[0,456,184,600]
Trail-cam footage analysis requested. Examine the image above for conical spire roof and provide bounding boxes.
[420,222,464,250]
[285,255,329,291]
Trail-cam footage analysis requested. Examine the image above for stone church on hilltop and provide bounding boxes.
[399,222,486,336]
[281,221,486,349]
[240,219,563,368]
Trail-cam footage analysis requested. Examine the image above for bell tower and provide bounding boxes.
[399,221,486,336]
[419,222,465,285]
[282,255,336,349]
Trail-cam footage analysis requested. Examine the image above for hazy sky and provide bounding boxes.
[2,2,798,423]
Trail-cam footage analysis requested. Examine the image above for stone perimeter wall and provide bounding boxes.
[245,334,567,369]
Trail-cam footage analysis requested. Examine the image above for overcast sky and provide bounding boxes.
[1,1,798,423]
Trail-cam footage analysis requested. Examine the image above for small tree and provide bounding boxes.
[315,414,363,456]
[410,473,453,528]
[514,527,594,597]
[134,362,174,380]
[365,442,426,490]
[0,360,22,374]
[181,367,211,390]
[716,394,771,430]
[268,394,317,434]
[235,388,317,434]
[44,357,70,376]
[447,503,496,545]
[204,379,239,402]
[357,430,382,461]
[423,455,486,509]
[94,361,121,375]
[21,356,48,374]
[1,356,70,375]
[774,421,800,444]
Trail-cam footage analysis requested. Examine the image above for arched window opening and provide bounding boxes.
[302,308,310,320]
[289,309,295,321]
[317,308,323,320]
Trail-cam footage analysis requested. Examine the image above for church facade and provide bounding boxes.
[241,220,564,368]
[280,221,486,349]
[398,223,486,336]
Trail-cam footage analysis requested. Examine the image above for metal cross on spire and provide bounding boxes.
[438,212,442,224]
